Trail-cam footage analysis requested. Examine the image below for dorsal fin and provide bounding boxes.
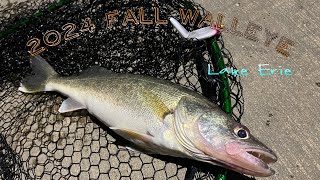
[77,66,113,76]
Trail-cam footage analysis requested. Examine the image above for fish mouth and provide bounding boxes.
[186,140,278,177]
[225,146,278,177]
[202,146,277,177]
[246,148,277,164]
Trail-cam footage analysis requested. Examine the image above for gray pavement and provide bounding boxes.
[1,0,320,180]
[194,0,320,179]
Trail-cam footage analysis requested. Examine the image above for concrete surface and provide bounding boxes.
[1,0,319,180]
[194,0,320,179]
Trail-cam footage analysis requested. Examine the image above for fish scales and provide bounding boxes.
[47,73,207,133]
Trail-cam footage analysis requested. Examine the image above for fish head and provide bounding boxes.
[174,97,277,177]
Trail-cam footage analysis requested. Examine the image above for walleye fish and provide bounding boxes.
[19,55,277,177]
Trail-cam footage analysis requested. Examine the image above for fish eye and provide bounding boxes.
[234,127,249,139]
[237,129,247,138]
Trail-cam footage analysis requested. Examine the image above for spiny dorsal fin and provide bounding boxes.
[77,65,113,76]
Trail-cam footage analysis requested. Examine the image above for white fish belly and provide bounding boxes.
[49,80,163,134]
[85,96,158,133]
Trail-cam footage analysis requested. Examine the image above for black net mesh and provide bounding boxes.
[0,0,247,179]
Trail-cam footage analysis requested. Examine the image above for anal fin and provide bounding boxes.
[59,98,86,113]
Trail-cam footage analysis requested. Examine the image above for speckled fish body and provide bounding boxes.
[46,69,209,135]
[19,56,277,177]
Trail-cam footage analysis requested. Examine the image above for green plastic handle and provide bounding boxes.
[210,36,231,180]
[210,37,232,116]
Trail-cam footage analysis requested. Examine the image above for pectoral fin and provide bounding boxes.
[124,144,153,154]
[59,98,86,113]
[111,127,181,156]
[110,127,154,145]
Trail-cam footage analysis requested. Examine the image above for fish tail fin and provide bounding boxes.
[18,55,58,93]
